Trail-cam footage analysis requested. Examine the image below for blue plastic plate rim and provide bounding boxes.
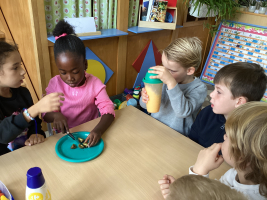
[55,131,104,163]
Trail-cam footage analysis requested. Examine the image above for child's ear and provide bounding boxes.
[187,67,195,75]
[84,59,88,71]
[235,96,247,108]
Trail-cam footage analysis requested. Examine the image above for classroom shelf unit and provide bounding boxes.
[0,0,215,100]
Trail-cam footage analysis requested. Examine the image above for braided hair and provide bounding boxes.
[52,20,85,60]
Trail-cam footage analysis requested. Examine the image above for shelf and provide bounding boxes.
[128,25,183,34]
[239,11,267,17]
[47,29,128,43]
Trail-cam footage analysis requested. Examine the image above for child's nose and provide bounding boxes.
[210,90,215,98]
[67,74,74,81]
[21,68,26,75]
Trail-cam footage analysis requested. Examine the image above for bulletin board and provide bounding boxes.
[201,21,267,102]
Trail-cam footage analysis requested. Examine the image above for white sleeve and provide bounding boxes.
[189,166,209,178]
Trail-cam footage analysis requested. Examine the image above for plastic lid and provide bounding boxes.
[26,167,45,189]
[142,69,163,84]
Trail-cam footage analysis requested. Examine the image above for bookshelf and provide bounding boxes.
[0,0,214,98]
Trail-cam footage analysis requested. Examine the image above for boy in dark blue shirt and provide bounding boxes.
[188,62,267,148]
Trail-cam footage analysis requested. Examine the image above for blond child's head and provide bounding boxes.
[162,37,202,84]
[223,102,267,198]
[166,175,247,200]
[210,62,266,117]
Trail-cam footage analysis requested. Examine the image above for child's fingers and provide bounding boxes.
[92,138,99,147]
[32,135,38,145]
[210,143,222,156]
[37,135,44,143]
[24,139,30,146]
[163,193,169,199]
[158,179,169,185]
[142,96,149,103]
[57,92,64,97]
[51,92,64,97]
[29,138,34,146]
[141,88,147,94]
[149,75,159,79]
[88,135,95,147]
[149,66,163,71]
[38,136,42,143]
[59,122,66,134]
[167,175,175,183]
[84,135,90,143]
[161,188,170,196]
[160,183,171,190]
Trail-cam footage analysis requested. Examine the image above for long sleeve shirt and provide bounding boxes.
[42,73,115,128]
[140,78,207,136]
[0,87,45,155]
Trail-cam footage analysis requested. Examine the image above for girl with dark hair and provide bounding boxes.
[0,41,64,155]
[42,20,115,147]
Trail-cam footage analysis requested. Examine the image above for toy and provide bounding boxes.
[0,181,12,200]
[133,85,141,99]
[126,94,133,101]
[113,99,122,109]
[127,98,137,107]
[123,88,134,95]
[1,195,8,200]
[118,101,127,110]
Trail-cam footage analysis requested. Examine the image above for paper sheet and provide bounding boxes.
[64,17,96,33]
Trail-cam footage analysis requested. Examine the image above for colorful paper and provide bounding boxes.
[132,41,150,73]
[201,21,267,102]
[86,60,106,84]
[134,41,156,88]
[85,47,113,84]
[152,41,162,65]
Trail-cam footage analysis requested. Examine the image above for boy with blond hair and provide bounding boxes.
[189,62,267,148]
[165,174,247,200]
[160,102,267,200]
[140,37,207,136]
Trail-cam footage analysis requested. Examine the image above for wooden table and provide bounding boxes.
[0,106,230,200]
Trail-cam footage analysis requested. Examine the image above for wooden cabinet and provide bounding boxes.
[0,0,214,99]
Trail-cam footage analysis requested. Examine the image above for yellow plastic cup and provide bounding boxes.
[143,69,163,113]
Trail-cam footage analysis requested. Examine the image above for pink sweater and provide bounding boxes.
[42,73,115,128]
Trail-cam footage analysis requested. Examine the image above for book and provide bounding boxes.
[146,0,155,21]
[149,1,168,22]
[141,0,149,21]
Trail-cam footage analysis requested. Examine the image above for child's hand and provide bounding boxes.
[53,112,69,134]
[25,93,65,123]
[149,66,177,90]
[36,92,65,113]
[193,143,224,175]
[158,174,176,199]
[25,134,45,146]
[141,88,149,103]
[84,131,101,147]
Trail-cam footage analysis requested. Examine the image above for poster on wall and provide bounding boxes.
[201,21,267,102]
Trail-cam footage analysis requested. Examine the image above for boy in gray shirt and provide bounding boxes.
[140,37,207,136]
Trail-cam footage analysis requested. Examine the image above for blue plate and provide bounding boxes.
[55,131,104,163]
